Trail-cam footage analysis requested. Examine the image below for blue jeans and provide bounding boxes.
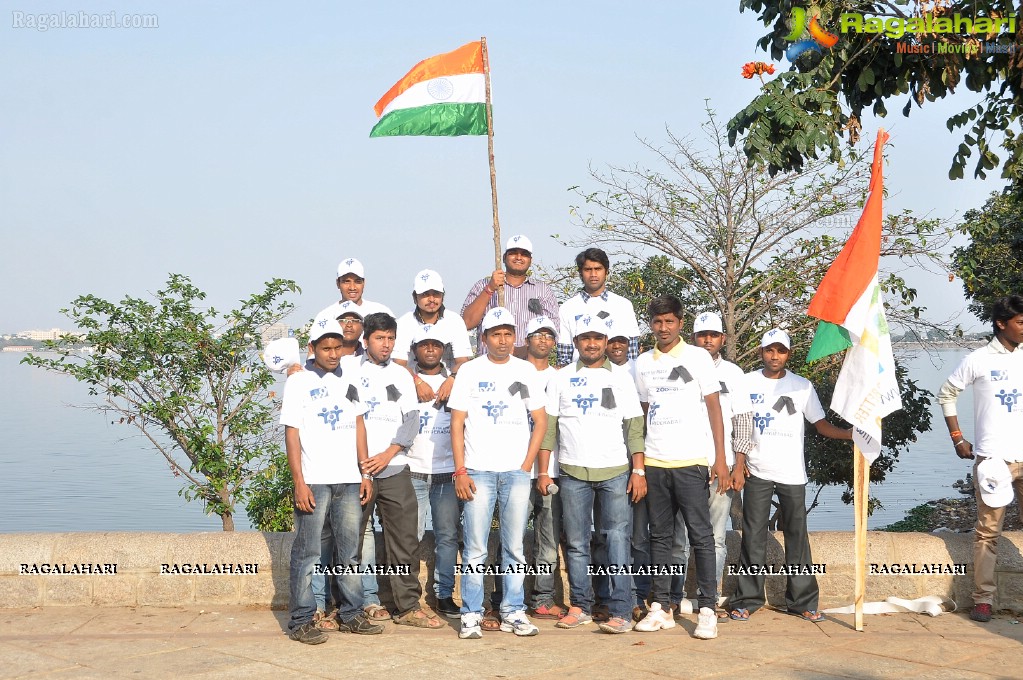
[561,472,633,620]
[359,511,381,607]
[460,469,531,617]
[529,483,562,607]
[631,500,688,606]
[412,473,462,599]
[707,477,734,596]
[288,483,364,631]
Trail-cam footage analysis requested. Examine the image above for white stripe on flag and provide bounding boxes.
[379,73,486,117]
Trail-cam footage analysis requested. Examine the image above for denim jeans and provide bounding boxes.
[311,524,334,611]
[646,465,716,611]
[728,475,818,614]
[411,473,462,600]
[561,472,633,620]
[529,482,562,608]
[460,469,532,616]
[631,499,688,606]
[288,483,364,631]
[707,477,734,596]
[359,509,381,607]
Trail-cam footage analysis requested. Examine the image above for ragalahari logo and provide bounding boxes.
[785,7,839,61]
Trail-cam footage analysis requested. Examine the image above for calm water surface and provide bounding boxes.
[0,349,974,532]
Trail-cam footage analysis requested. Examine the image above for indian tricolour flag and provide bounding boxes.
[370,41,488,138]
[806,129,902,464]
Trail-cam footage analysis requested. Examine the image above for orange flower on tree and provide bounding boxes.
[741,61,776,84]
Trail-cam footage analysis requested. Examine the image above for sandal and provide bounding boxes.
[481,609,502,632]
[393,606,444,629]
[531,603,566,619]
[363,604,391,621]
[313,609,339,632]
[794,610,825,622]
[729,608,750,621]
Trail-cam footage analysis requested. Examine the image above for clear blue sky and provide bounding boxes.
[0,1,1002,333]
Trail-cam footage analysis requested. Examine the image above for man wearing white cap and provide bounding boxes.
[691,311,753,609]
[394,269,473,404]
[938,294,1023,623]
[448,307,547,639]
[317,257,393,323]
[541,314,645,634]
[726,328,851,624]
[282,317,380,643]
[556,248,641,367]
[406,324,462,619]
[461,235,559,359]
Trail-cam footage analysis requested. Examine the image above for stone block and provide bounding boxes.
[194,577,241,604]
[239,576,281,607]
[138,576,194,605]
[165,532,272,571]
[0,576,43,607]
[92,576,138,606]
[0,535,56,574]
[51,532,170,572]
[43,577,92,605]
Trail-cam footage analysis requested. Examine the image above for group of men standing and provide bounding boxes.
[276,236,860,645]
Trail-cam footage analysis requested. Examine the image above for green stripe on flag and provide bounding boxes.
[806,320,852,363]
[370,103,488,137]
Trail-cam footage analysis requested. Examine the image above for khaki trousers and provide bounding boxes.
[973,460,1023,605]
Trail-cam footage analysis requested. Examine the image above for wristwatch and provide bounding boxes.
[631,468,646,477]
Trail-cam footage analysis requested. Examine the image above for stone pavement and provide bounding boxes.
[1,605,1021,679]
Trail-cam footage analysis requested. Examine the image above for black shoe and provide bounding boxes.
[970,603,993,622]
[338,612,384,635]
[289,621,328,645]
[437,596,462,619]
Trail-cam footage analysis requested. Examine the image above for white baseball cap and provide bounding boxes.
[411,324,446,347]
[336,258,365,279]
[481,306,516,332]
[504,234,534,254]
[262,337,301,374]
[693,311,723,334]
[977,457,1014,508]
[761,328,791,349]
[309,315,345,343]
[526,315,558,338]
[413,269,444,294]
[335,300,364,320]
[573,314,612,338]
[604,316,628,341]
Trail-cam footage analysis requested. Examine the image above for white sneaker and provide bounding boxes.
[459,612,483,639]
[633,602,676,632]
[693,607,718,639]
[500,610,539,637]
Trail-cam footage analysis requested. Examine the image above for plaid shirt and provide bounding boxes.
[461,275,559,354]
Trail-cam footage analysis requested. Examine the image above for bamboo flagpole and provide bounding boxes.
[853,442,868,631]
[481,36,504,307]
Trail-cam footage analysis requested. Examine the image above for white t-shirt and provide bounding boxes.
[558,290,642,362]
[532,365,560,478]
[344,357,417,479]
[634,343,720,463]
[447,356,545,472]
[279,369,368,484]
[407,372,455,474]
[547,362,643,469]
[316,298,394,321]
[394,310,473,368]
[713,358,752,468]
[612,359,636,381]
[947,339,1023,462]
[743,370,826,485]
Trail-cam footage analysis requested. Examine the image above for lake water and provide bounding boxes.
[0,349,975,532]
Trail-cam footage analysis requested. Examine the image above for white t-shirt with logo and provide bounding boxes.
[280,369,369,484]
[947,339,1023,462]
[394,311,473,368]
[558,290,642,363]
[634,343,720,463]
[344,358,417,479]
[713,358,752,468]
[743,370,826,485]
[532,365,560,478]
[447,356,545,472]
[407,372,455,475]
[547,363,643,469]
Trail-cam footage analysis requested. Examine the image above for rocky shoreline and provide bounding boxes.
[882,495,1022,533]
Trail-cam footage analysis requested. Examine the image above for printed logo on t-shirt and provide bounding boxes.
[995,389,1021,413]
[991,370,1009,382]
[478,381,496,392]
[361,377,370,388]
[648,401,661,420]
[570,377,587,387]
[483,400,509,423]
[572,393,598,414]
[317,405,352,431]
[753,411,775,434]
[750,393,765,405]
[419,412,432,433]
[309,386,329,401]
[366,396,380,413]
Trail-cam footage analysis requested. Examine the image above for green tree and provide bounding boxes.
[729,1,1023,180]
[952,189,1023,322]
[23,274,299,531]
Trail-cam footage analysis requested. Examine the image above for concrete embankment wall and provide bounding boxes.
[3,531,1022,611]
